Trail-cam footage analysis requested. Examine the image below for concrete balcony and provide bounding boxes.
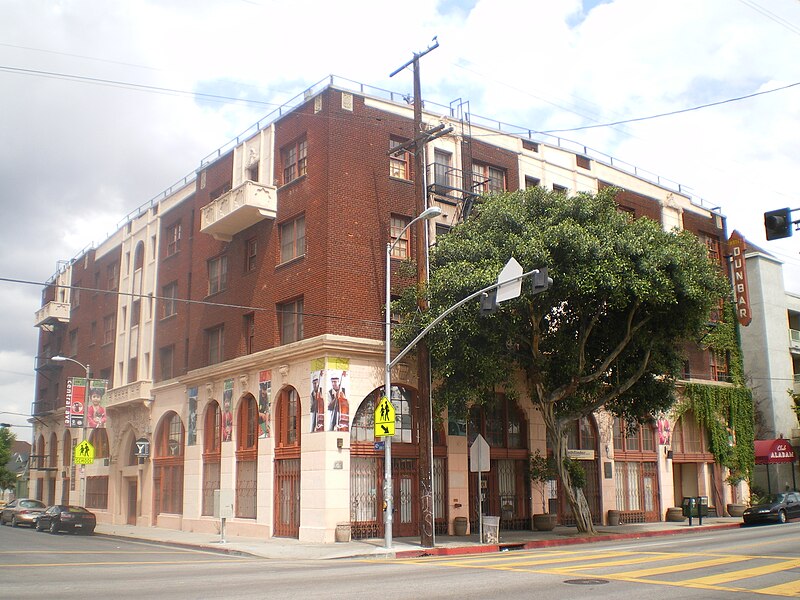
[34,301,70,327]
[106,380,152,409]
[200,180,277,241]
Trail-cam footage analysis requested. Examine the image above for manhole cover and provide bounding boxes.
[564,578,609,585]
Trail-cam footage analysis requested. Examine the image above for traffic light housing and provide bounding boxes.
[764,208,792,241]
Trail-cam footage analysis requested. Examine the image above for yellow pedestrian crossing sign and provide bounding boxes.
[74,440,95,465]
[374,396,395,438]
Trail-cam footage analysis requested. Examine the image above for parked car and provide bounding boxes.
[742,491,800,524]
[35,505,96,535]
[0,498,46,527]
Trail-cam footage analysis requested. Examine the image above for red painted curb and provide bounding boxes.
[393,523,741,559]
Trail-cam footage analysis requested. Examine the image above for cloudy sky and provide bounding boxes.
[2,0,799,438]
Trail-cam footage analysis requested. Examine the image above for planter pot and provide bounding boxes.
[607,510,621,526]
[453,516,468,536]
[727,503,747,517]
[665,507,686,522]
[532,513,557,531]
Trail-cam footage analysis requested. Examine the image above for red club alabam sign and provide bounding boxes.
[728,231,751,327]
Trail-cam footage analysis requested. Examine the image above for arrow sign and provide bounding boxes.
[496,257,523,304]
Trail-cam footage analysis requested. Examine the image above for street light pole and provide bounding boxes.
[52,355,90,507]
[384,205,441,550]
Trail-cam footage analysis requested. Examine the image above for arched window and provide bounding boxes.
[202,401,221,516]
[274,387,301,537]
[153,412,185,515]
[48,432,58,468]
[237,394,258,452]
[62,430,72,467]
[236,394,258,518]
[89,429,110,458]
[35,434,45,469]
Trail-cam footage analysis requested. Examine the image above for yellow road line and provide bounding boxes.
[553,553,688,571]
[682,558,800,585]
[603,554,749,578]
[754,580,800,597]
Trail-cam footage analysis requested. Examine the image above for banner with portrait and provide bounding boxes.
[258,370,271,438]
[187,387,198,446]
[222,378,234,442]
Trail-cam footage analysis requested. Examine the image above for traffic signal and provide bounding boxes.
[480,290,497,316]
[532,267,553,294]
[764,208,792,241]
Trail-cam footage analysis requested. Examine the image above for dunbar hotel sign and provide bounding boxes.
[728,231,752,327]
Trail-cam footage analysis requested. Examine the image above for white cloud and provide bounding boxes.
[2,0,799,425]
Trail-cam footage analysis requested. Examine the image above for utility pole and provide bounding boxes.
[390,37,439,548]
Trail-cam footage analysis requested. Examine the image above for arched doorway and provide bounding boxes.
[467,394,531,530]
[61,431,72,504]
[47,432,57,505]
[87,428,109,510]
[235,393,258,519]
[350,385,432,539]
[557,416,602,526]
[274,387,301,537]
[202,401,221,517]
[153,411,185,522]
[612,418,660,522]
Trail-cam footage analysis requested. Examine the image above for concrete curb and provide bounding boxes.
[393,522,742,558]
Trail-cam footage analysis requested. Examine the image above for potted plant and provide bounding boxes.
[529,450,558,531]
[726,471,748,517]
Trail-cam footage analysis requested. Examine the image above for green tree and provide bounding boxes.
[0,427,17,492]
[395,187,728,534]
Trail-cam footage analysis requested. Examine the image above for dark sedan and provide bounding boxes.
[35,505,96,535]
[0,498,46,527]
[742,491,800,524]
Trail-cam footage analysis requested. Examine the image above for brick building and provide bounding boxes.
[31,77,742,542]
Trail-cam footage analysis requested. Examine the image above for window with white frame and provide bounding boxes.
[278,298,304,344]
[162,282,178,318]
[207,325,224,365]
[390,215,410,259]
[472,162,506,194]
[208,256,228,295]
[282,137,307,184]
[166,222,181,257]
[389,137,411,180]
[280,215,306,263]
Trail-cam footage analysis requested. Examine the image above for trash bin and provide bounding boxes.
[607,510,621,526]
[335,522,351,543]
[453,516,468,536]
[481,516,500,544]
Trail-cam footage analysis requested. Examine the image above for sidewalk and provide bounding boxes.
[94,517,743,560]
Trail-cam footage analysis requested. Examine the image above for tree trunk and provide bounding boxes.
[541,403,598,535]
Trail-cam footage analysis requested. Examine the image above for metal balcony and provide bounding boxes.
[200,180,277,241]
[34,301,70,328]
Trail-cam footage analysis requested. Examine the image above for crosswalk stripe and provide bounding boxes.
[604,555,749,578]
[682,558,800,585]
[753,579,800,597]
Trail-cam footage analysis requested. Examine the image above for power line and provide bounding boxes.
[0,65,284,108]
[535,81,800,134]
[0,276,385,330]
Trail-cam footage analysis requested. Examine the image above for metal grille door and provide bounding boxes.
[274,458,300,537]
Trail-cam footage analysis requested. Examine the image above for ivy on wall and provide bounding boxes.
[681,301,755,483]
